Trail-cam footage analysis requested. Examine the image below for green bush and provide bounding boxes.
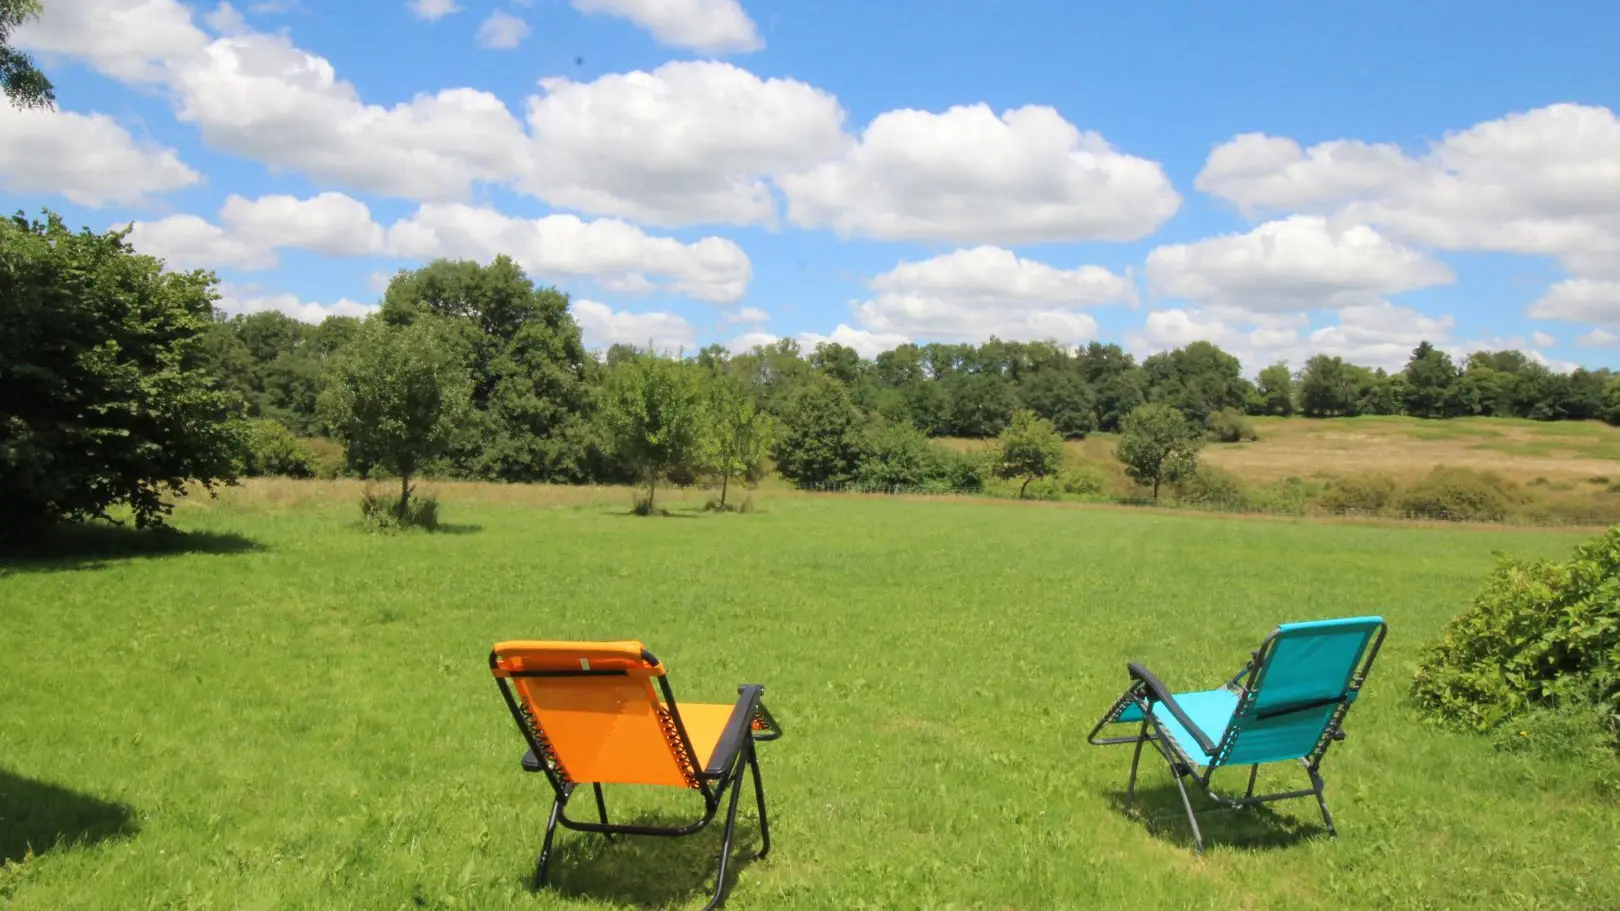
[1314,473,1398,516]
[303,436,349,480]
[1411,524,1620,739]
[1171,464,1248,509]
[359,488,440,531]
[1392,466,1521,522]
[1246,477,1320,516]
[855,422,982,491]
[1205,407,1258,443]
[1058,463,1108,496]
[242,419,316,478]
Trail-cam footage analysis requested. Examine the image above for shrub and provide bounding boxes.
[855,421,982,491]
[1314,474,1398,516]
[1059,463,1108,496]
[1246,477,1319,516]
[304,437,349,480]
[1411,524,1620,738]
[1392,466,1521,522]
[359,487,440,531]
[1205,407,1258,443]
[1171,464,1248,509]
[242,419,315,478]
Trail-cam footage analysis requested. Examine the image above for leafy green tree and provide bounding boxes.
[1402,341,1459,418]
[379,256,596,482]
[598,349,709,512]
[1605,377,1620,427]
[1299,354,1359,416]
[1254,362,1296,416]
[318,317,474,520]
[701,367,775,510]
[772,373,865,487]
[2,0,53,110]
[1116,403,1204,502]
[1018,367,1096,437]
[944,371,1019,437]
[995,409,1065,498]
[1,212,250,535]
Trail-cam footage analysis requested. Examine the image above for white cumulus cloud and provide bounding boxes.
[519,61,847,226]
[476,10,529,49]
[1527,278,1620,329]
[0,104,199,206]
[570,0,762,54]
[1196,103,1620,281]
[571,299,695,352]
[779,103,1180,244]
[1144,215,1454,312]
[848,246,1133,345]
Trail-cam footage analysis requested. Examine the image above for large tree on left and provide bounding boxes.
[0,212,250,536]
[2,0,53,110]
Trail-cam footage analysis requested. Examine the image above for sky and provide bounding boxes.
[6,0,1620,376]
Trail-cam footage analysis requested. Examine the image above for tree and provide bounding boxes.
[598,349,708,512]
[319,317,473,520]
[701,367,775,510]
[1605,377,1620,427]
[995,409,1064,498]
[1018,367,1096,438]
[1299,355,1359,417]
[2,0,53,110]
[1116,403,1204,502]
[1,212,250,536]
[1402,341,1459,418]
[1254,362,1295,416]
[772,373,865,487]
[379,256,596,483]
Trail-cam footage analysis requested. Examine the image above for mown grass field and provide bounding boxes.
[3,484,1618,910]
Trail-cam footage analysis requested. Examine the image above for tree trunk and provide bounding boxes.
[399,470,412,519]
[1019,475,1032,499]
[720,468,731,510]
[1152,475,1160,502]
[647,467,657,512]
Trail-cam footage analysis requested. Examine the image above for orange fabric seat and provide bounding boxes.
[488,637,781,908]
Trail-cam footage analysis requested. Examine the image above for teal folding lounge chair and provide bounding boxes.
[1087,616,1388,853]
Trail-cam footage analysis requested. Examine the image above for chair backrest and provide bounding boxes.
[490,640,701,790]
[1216,616,1387,767]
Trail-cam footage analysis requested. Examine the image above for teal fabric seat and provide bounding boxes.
[1088,616,1388,853]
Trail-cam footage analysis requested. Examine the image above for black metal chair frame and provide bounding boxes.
[1086,622,1387,853]
[492,647,781,911]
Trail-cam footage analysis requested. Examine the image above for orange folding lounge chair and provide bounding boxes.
[488,639,782,910]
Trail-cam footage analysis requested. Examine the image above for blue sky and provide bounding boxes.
[7,0,1620,374]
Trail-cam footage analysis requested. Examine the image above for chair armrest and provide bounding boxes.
[703,684,766,778]
[520,748,545,772]
[1127,663,1218,757]
[750,700,782,741]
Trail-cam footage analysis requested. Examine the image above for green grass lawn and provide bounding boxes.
[3,490,1617,909]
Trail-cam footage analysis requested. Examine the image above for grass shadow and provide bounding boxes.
[433,523,484,535]
[1105,783,1329,853]
[532,811,766,909]
[0,768,138,864]
[0,521,266,575]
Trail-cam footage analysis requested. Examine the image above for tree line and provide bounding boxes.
[6,213,1620,536]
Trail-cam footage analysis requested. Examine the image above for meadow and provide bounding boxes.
[3,481,1618,910]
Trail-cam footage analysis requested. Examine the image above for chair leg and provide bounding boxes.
[1166,754,1206,855]
[533,793,566,889]
[1245,764,1259,800]
[747,740,771,860]
[701,763,749,911]
[1307,766,1337,837]
[1123,717,1149,811]
[592,783,613,841]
